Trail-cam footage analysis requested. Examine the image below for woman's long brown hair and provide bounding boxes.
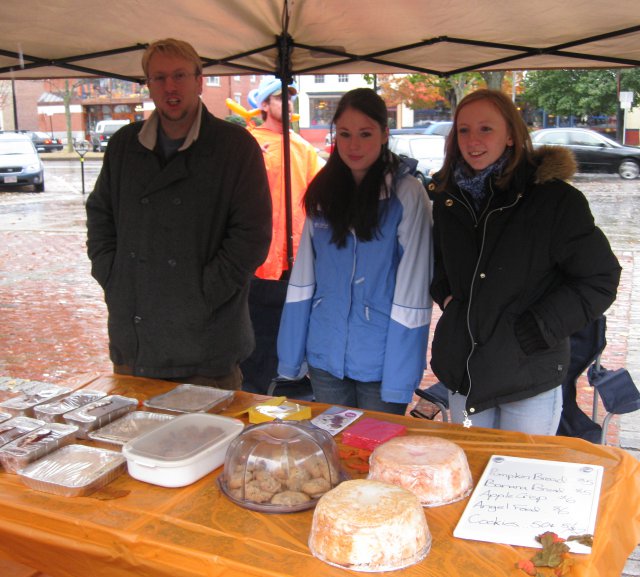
[436,89,534,192]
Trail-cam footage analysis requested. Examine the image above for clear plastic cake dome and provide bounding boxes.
[218,419,346,513]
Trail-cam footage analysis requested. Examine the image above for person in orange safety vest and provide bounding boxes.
[247,76,324,280]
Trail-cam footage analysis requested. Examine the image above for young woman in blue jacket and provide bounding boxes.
[277,88,433,415]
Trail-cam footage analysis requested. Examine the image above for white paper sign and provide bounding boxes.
[454,455,603,554]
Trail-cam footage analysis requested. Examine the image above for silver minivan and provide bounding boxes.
[0,132,45,192]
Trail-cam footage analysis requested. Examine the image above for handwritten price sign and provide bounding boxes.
[454,455,602,554]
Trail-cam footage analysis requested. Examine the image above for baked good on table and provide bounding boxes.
[368,435,473,506]
[309,479,431,572]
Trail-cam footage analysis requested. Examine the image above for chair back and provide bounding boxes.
[556,316,607,443]
[588,365,640,415]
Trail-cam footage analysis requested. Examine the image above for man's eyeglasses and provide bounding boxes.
[147,71,199,86]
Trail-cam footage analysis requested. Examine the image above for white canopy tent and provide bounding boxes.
[1,0,639,81]
[2,0,637,264]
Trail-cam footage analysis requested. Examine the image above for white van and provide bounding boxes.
[90,119,130,152]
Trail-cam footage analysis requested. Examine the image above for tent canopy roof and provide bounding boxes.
[1,0,639,82]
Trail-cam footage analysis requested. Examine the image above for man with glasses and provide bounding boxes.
[86,38,272,390]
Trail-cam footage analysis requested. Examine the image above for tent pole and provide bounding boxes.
[276,27,295,278]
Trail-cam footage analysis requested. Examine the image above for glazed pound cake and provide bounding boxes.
[309,479,431,572]
[368,435,473,506]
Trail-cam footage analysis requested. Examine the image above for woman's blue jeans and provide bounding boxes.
[308,366,407,415]
[448,385,563,435]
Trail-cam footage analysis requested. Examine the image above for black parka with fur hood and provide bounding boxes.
[428,146,621,416]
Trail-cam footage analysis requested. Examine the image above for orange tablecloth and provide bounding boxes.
[0,373,638,577]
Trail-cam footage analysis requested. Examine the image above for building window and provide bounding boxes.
[233,75,241,81]
[338,74,348,83]
[314,75,325,84]
[309,95,341,127]
[206,76,220,87]
[250,75,256,82]
[234,93,242,104]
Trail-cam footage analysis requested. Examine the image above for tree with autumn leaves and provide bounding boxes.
[371,68,639,123]
[372,71,522,115]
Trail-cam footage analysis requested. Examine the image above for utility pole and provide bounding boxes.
[11,78,18,130]
[616,71,623,144]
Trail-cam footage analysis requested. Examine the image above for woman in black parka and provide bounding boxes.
[428,89,621,434]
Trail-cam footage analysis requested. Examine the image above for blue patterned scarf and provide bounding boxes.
[454,151,510,210]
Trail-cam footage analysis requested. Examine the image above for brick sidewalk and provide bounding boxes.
[1,231,111,382]
[1,228,627,441]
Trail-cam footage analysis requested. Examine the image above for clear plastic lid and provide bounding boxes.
[0,416,46,447]
[0,383,71,417]
[63,395,138,438]
[0,377,34,402]
[0,422,78,473]
[123,413,244,463]
[34,389,107,422]
[19,444,126,497]
[89,411,174,446]
[143,384,234,413]
[219,420,346,513]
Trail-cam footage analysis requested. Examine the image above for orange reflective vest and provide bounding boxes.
[249,126,324,280]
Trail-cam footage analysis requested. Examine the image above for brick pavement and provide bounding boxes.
[0,227,625,443]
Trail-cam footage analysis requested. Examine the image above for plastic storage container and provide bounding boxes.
[218,420,346,513]
[19,444,126,497]
[89,411,174,446]
[63,395,138,438]
[122,413,244,487]
[34,389,107,423]
[0,383,71,417]
[0,422,78,473]
[0,416,46,447]
[143,384,234,414]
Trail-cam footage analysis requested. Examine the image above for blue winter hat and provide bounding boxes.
[248,76,297,109]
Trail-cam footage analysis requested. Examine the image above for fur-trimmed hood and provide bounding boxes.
[532,144,577,184]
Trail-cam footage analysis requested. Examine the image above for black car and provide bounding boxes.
[26,131,63,153]
[530,128,640,180]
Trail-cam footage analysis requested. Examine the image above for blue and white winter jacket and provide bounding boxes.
[277,164,433,403]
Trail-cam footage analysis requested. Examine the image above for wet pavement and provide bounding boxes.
[0,160,639,576]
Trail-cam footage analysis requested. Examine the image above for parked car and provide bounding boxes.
[530,127,640,180]
[27,131,63,153]
[422,121,453,137]
[390,127,433,135]
[388,134,446,186]
[324,129,335,153]
[0,132,45,192]
[90,119,131,152]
